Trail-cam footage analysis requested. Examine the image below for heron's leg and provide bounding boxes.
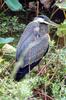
[38,63,41,71]
[37,58,43,71]
[28,64,31,77]
[37,59,47,75]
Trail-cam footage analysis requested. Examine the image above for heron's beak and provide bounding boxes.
[43,20,59,27]
[48,20,59,27]
[34,17,59,27]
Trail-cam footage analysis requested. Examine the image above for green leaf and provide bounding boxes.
[55,0,66,10]
[59,48,66,66]
[57,20,66,36]
[0,37,14,44]
[0,37,14,48]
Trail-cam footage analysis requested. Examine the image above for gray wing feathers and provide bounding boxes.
[24,34,49,66]
[16,21,49,67]
[16,21,39,61]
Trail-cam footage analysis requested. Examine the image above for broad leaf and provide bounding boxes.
[0,37,14,48]
[55,0,66,10]
[0,37,14,44]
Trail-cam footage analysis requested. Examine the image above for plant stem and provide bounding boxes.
[64,35,66,46]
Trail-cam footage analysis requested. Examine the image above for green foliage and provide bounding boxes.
[61,85,66,100]
[0,76,44,100]
[0,13,26,48]
[57,20,66,36]
[0,43,66,100]
[52,81,66,100]
[52,82,61,99]
[55,0,66,37]
[55,0,66,46]
[55,0,66,10]
[0,14,25,34]
[59,48,66,66]
[0,4,66,99]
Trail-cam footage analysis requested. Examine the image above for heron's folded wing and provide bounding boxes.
[16,22,39,61]
[23,34,49,67]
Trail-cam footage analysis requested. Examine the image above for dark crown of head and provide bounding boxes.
[37,15,50,22]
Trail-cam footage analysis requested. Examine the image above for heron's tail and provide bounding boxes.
[14,65,29,81]
[14,59,41,81]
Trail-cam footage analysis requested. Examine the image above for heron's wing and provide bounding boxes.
[16,21,49,68]
[24,34,49,67]
[16,21,39,61]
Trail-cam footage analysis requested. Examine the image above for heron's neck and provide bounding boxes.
[33,20,39,23]
[39,24,48,35]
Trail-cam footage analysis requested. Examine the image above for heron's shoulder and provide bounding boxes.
[27,21,39,27]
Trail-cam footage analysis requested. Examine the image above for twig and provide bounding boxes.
[1,2,5,8]
[37,59,52,76]
[63,10,66,19]
[33,88,54,100]
[46,55,60,87]
[49,66,59,81]
[0,0,3,5]
[36,0,39,16]
[50,7,59,20]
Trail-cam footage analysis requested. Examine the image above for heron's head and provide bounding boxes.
[34,15,58,27]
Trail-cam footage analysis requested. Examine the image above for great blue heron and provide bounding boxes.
[14,15,57,81]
